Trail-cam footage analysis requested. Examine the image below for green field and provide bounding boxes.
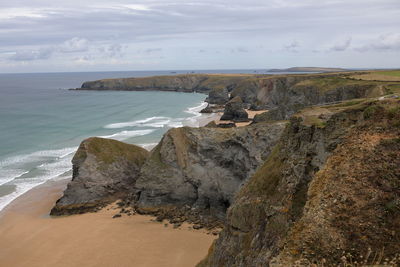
[378,70,400,77]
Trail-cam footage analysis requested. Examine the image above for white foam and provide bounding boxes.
[181,101,211,127]
[99,129,155,141]
[0,181,44,212]
[143,119,172,128]
[0,147,77,168]
[185,101,208,116]
[104,116,170,129]
[0,147,76,187]
[0,148,75,212]
[0,170,29,187]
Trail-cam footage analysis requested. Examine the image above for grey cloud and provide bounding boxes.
[143,48,163,54]
[231,47,249,53]
[283,40,300,52]
[355,33,400,52]
[0,0,399,71]
[1,0,398,47]
[9,48,53,61]
[329,38,352,51]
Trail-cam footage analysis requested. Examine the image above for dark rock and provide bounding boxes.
[205,87,229,104]
[173,223,182,229]
[135,122,286,219]
[220,96,249,122]
[50,137,149,215]
[217,123,236,128]
[201,104,225,114]
[200,104,214,113]
[204,121,218,128]
[112,214,122,219]
[193,224,203,230]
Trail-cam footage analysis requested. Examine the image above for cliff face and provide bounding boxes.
[79,73,390,118]
[198,99,400,266]
[135,122,286,219]
[231,75,387,118]
[51,137,149,215]
[80,74,252,105]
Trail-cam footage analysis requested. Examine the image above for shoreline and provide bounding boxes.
[0,98,218,214]
[0,99,219,267]
[0,178,216,267]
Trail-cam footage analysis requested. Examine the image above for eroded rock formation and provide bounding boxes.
[220,96,249,122]
[51,137,149,215]
[135,122,286,219]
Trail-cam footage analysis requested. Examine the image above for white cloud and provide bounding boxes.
[0,8,46,20]
[59,37,89,53]
[120,4,151,11]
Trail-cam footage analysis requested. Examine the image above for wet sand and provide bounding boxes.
[0,179,216,267]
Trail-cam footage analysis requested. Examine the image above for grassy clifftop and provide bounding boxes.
[199,98,400,266]
[73,137,149,169]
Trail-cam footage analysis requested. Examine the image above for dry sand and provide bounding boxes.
[0,179,216,267]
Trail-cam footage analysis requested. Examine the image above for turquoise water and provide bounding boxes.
[0,71,214,211]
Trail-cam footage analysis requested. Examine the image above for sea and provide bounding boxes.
[0,69,271,212]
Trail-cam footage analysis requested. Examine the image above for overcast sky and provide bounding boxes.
[0,0,399,73]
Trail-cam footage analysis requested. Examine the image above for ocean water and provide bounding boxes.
[0,70,236,211]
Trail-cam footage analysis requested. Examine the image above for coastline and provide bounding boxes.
[0,178,216,267]
[0,98,218,214]
[0,100,220,267]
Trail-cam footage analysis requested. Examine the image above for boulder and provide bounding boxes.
[220,96,249,122]
[205,87,230,105]
[51,137,149,215]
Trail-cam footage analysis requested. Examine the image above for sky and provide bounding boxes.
[0,0,399,73]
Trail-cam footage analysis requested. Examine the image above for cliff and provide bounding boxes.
[78,73,392,118]
[198,99,400,266]
[135,122,286,221]
[51,137,149,215]
[268,67,348,73]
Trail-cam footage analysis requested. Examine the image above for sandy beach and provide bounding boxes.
[0,179,216,267]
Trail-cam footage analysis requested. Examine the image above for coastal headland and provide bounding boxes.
[2,69,400,266]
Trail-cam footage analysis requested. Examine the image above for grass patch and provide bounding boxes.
[305,116,327,128]
[241,143,284,197]
[378,70,400,77]
[363,105,382,119]
[350,70,400,82]
[331,99,365,108]
[77,137,149,167]
[386,84,400,94]
[295,76,378,93]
